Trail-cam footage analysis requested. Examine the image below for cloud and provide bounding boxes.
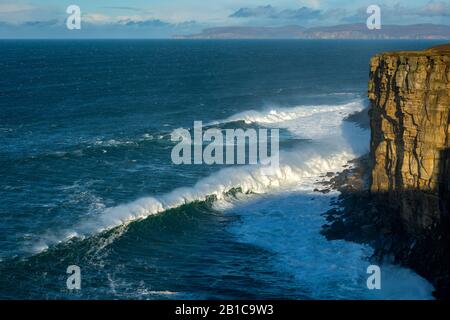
[118,19,171,28]
[101,7,144,12]
[229,1,450,25]
[278,7,322,20]
[83,14,113,24]
[0,8,199,29]
[22,19,59,27]
[81,13,188,29]
[0,15,204,39]
[345,1,450,23]
[229,5,276,18]
[0,2,64,25]
[300,0,320,10]
[0,3,34,14]
[230,5,323,21]
[416,1,450,16]
[100,6,154,16]
[2,1,448,38]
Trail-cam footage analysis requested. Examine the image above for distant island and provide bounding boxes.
[176,23,450,40]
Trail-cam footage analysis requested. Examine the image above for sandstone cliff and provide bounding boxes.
[368,44,450,297]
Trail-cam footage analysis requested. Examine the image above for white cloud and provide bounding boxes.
[417,1,450,16]
[0,1,62,24]
[82,13,161,25]
[302,0,320,10]
[0,3,34,13]
[82,13,114,24]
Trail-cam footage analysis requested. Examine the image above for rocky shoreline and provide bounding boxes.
[318,108,379,244]
[319,155,376,244]
[320,152,450,299]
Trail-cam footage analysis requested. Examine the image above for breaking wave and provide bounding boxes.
[31,101,368,253]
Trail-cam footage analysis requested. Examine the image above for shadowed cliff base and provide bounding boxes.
[343,107,371,130]
[320,155,450,299]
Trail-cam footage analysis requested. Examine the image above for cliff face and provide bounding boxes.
[368,45,450,297]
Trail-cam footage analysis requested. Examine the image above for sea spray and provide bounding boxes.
[30,101,369,253]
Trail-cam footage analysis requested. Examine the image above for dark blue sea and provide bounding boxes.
[0,40,440,299]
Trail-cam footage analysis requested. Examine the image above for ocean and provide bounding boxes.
[0,40,440,299]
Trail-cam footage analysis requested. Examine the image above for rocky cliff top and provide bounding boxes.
[427,43,450,54]
[374,43,450,57]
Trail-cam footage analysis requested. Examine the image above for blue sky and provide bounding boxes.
[0,0,449,38]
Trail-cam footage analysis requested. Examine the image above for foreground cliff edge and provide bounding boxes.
[323,44,450,299]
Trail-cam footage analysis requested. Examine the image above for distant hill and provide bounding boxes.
[175,25,306,39]
[176,23,450,40]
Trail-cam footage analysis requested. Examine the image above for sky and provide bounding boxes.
[0,0,449,38]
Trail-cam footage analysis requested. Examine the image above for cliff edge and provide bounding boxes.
[368,44,450,297]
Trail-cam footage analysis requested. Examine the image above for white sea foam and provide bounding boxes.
[34,150,355,250]
[223,102,361,126]
[213,100,434,299]
[30,100,435,299]
[227,181,434,300]
[33,101,369,251]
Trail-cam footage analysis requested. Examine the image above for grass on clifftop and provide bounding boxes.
[379,43,450,57]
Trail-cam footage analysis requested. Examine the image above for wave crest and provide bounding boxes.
[31,100,368,254]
